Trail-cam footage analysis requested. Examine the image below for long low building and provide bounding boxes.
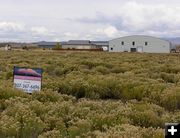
[38,41,59,49]
[61,40,108,50]
[61,40,96,49]
[109,35,171,53]
[38,40,109,51]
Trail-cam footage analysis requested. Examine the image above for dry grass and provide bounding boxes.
[0,50,179,138]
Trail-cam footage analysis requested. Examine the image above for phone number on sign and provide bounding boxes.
[14,83,40,90]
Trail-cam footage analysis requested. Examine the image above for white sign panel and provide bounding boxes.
[13,67,43,93]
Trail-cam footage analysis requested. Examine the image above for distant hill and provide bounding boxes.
[163,37,180,45]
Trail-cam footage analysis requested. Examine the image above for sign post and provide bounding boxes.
[13,67,43,93]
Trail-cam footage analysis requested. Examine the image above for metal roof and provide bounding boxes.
[91,41,109,46]
[66,40,91,45]
[109,35,170,43]
[38,41,58,46]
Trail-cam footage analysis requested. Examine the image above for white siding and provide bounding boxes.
[109,35,171,53]
[62,45,97,49]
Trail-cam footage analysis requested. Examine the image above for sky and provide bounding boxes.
[0,0,180,42]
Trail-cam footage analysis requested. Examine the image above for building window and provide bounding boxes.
[111,47,113,50]
[131,48,137,52]
[145,42,148,46]
[121,41,124,45]
[132,41,135,46]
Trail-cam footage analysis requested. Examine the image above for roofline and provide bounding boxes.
[68,40,90,41]
[109,35,171,43]
[62,43,96,46]
[91,41,109,43]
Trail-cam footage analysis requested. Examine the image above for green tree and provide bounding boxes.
[56,42,62,49]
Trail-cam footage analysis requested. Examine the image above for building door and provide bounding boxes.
[137,46,143,53]
[123,46,129,52]
[130,48,137,52]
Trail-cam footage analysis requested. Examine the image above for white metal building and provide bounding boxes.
[61,40,109,50]
[61,40,96,49]
[109,35,171,53]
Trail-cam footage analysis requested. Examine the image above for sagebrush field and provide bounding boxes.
[0,50,180,138]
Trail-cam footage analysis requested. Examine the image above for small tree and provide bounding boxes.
[22,45,28,50]
[56,42,62,49]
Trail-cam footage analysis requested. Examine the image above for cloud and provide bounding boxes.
[0,21,57,42]
[1,1,180,41]
[96,26,119,38]
[64,32,79,39]
[30,26,57,39]
[73,1,180,37]
[31,27,49,35]
[0,22,25,32]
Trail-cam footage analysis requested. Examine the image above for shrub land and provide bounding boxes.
[0,51,180,138]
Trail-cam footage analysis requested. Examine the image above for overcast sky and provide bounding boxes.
[0,0,180,42]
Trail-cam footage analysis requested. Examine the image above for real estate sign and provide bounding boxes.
[13,67,43,93]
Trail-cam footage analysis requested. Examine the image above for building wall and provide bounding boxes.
[62,44,97,49]
[109,36,171,53]
[39,45,55,49]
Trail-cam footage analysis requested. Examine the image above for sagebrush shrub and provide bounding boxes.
[94,65,110,74]
[0,51,179,137]
[160,88,180,111]
[38,130,63,138]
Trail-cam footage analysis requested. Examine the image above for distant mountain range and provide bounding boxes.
[163,37,180,45]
